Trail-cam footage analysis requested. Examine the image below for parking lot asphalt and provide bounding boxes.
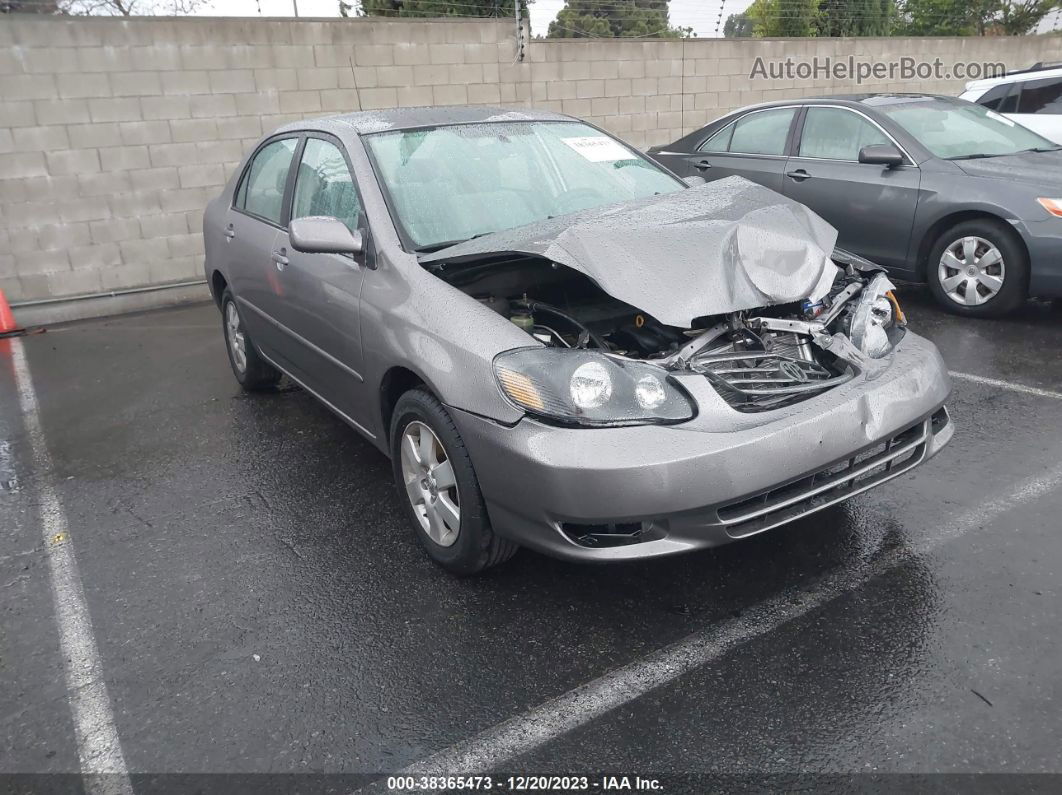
[1,286,1061,791]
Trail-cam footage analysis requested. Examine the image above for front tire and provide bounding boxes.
[390,388,517,575]
[221,288,281,390]
[927,220,1028,317]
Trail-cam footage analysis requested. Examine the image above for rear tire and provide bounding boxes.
[926,220,1028,317]
[221,288,281,391]
[390,388,517,575]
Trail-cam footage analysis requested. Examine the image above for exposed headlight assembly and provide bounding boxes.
[848,273,907,359]
[494,348,695,426]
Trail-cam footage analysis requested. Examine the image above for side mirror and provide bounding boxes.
[858,144,904,167]
[682,175,707,186]
[289,216,364,255]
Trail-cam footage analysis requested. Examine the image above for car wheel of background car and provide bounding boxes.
[927,220,1029,317]
[390,388,517,575]
[221,288,281,390]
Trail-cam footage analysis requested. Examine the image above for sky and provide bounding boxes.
[194,0,750,39]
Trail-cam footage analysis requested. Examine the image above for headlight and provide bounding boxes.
[848,273,906,359]
[494,348,695,427]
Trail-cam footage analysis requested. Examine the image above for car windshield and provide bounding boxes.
[877,98,1058,159]
[364,120,684,251]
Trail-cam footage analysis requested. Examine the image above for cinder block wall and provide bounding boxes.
[2,16,1060,320]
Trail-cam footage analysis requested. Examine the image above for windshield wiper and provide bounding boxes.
[946,153,1002,160]
[1020,146,1062,153]
[414,231,492,254]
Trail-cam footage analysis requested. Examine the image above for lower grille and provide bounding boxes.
[692,351,854,412]
[718,417,931,538]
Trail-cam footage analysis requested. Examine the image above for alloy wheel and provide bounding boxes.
[937,236,1006,307]
[225,301,247,374]
[400,420,460,547]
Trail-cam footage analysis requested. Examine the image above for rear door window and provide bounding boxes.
[976,83,1018,114]
[1016,76,1062,115]
[725,108,796,156]
[698,122,735,153]
[236,137,298,225]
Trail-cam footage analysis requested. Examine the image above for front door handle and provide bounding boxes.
[224,224,236,240]
[786,169,811,182]
[272,249,289,270]
[694,159,712,171]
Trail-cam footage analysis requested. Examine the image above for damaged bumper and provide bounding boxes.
[452,332,953,562]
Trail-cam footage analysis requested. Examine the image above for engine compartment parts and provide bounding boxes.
[691,349,854,412]
[439,249,906,416]
[844,273,906,358]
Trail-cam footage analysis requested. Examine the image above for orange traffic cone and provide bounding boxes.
[0,289,22,338]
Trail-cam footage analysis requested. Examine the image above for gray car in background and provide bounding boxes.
[204,106,952,575]
[650,94,1062,317]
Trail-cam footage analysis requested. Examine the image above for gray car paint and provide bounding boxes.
[204,106,953,562]
[650,94,1062,298]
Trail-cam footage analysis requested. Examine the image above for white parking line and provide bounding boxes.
[9,338,134,795]
[950,371,1062,400]
[399,463,1062,776]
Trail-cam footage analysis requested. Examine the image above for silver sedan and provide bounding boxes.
[204,106,953,575]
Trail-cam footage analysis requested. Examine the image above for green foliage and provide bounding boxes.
[819,0,895,35]
[895,0,976,33]
[988,0,1060,34]
[546,0,692,38]
[747,0,820,36]
[723,12,755,36]
[896,0,1060,35]
[360,0,513,18]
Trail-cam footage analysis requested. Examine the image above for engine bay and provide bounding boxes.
[427,251,905,412]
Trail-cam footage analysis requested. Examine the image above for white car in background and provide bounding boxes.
[961,62,1062,143]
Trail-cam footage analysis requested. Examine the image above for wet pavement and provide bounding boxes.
[1,287,1060,791]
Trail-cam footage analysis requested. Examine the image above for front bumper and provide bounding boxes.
[452,332,954,562]
[1015,218,1062,298]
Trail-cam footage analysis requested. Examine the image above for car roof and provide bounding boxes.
[273,105,573,137]
[735,93,960,113]
[965,65,1062,92]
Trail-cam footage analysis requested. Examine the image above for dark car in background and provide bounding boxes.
[650,94,1062,317]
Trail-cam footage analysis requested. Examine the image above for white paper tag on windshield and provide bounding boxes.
[562,136,634,162]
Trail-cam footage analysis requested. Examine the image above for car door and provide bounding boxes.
[782,106,920,270]
[226,135,300,360]
[271,134,372,432]
[1009,75,1062,144]
[660,107,798,193]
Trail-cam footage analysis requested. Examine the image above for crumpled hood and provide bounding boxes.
[954,149,1062,188]
[421,176,839,327]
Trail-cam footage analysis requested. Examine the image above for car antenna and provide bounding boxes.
[347,55,363,112]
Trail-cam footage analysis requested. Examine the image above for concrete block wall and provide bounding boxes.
[2,16,1061,320]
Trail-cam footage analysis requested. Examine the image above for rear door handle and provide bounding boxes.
[786,169,811,181]
[694,159,712,171]
[224,224,236,239]
[272,249,289,270]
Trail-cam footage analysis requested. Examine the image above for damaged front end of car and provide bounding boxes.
[420,178,911,425]
[668,256,905,414]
